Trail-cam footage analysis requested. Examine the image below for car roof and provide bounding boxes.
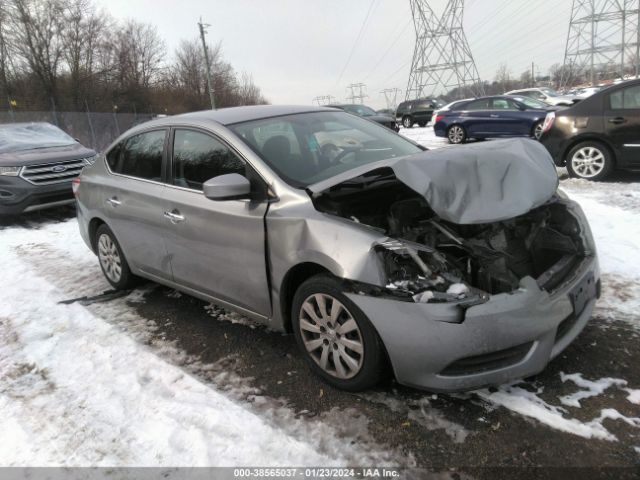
[138,105,337,129]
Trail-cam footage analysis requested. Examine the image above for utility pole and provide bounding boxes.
[380,88,402,109]
[406,0,483,100]
[561,0,640,88]
[198,17,216,110]
[531,62,535,87]
[346,83,368,104]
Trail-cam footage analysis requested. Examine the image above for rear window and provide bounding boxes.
[107,130,166,181]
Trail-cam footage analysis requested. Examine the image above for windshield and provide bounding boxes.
[341,105,377,117]
[0,123,77,154]
[229,111,422,187]
[540,88,560,97]
[512,96,549,109]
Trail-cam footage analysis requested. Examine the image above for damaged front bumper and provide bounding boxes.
[346,255,600,392]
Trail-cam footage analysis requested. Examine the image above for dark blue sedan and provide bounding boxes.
[433,96,556,144]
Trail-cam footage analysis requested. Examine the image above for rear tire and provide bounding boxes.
[532,121,544,140]
[566,141,614,181]
[95,224,138,290]
[292,274,386,391]
[418,121,427,128]
[447,124,467,144]
[402,116,414,129]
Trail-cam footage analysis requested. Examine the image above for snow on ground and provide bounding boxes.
[0,219,407,466]
[401,126,640,441]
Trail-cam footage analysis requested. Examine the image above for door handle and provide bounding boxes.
[163,210,185,223]
[106,197,121,207]
[608,117,627,124]
[490,114,500,118]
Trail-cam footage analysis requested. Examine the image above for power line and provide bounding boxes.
[335,0,378,86]
[346,83,369,104]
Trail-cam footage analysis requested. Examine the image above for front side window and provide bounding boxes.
[106,130,165,181]
[229,111,422,187]
[172,129,245,191]
[609,85,640,109]
[342,105,377,117]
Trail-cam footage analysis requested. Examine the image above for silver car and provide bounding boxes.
[75,106,600,392]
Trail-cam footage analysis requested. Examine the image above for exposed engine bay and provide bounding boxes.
[312,169,589,304]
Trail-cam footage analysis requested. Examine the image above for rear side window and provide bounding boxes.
[609,85,640,109]
[465,99,490,110]
[491,98,516,109]
[172,129,245,191]
[106,130,165,181]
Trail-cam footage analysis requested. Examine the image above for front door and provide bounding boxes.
[605,84,640,166]
[162,128,271,317]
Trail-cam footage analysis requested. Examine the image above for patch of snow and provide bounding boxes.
[625,389,640,405]
[0,219,410,466]
[446,283,468,296]
[559,373,627,407]
[204,303,260,329]
[476,383,640,442]
[362,392,470,444]
[413,290,434,303]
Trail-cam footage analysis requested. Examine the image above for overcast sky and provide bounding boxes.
[95,0,573,109]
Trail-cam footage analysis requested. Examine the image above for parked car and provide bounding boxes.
[396,98,444,128]
[540,78,640,180]
[0,122,96,215]
[433,95,555,144]
[76,105,599,392]
[505,88,578,107]
[328,104,398,131]
[573,86,605,100]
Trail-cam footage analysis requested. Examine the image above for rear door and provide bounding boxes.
[459,98,492,135]
[605,84,640,166]
[162,127,271,317]
[103,129,172,279]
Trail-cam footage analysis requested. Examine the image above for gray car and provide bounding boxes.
[75,105,600,392]
[0,122,97,214]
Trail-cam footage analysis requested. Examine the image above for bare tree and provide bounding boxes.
[114,19,165,90]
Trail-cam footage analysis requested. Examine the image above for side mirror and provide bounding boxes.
[203,173,251,201]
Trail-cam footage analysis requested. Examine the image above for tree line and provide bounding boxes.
[0,0,268,113]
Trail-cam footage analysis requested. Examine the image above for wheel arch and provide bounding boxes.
[561,135,617,167]
[279,262,332,333]
[88,217,107,253]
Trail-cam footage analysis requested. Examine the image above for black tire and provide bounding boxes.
[291,274,386,391]
[402,115,414,129]
[94,224,138,290]
[447,124,467,144]
[418,121,427,128]
[532,121,544,140]
[566,141,614,181]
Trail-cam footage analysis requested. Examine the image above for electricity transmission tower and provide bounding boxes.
[406,0,483,100]
[312,95,337,106]
[380,88,402,109]
[346,83,368,104]
[561,0,640,88]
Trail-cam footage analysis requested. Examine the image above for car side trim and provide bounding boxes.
[623,144,640,147]
[22,198,75,212]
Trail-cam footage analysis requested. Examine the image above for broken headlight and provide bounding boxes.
[375,239,488,306]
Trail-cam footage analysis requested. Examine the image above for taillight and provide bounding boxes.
[542,111,555,133]
[72,177,81,196]
[435,114,444,123]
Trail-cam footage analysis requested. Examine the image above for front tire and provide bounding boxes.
[95,224,138,290]
[402,116,414,129]
[447,125,467,144]
[566,141,614,181]
[292,274,386,391]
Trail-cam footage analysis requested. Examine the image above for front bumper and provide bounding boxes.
[0,175,75,215]
[346,255,599,392]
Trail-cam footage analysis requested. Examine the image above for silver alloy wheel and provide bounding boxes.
[534,123,544,140]
[448,125,464,143]
[298,293,364,379]
[98,233,122,283]
[402,116,412,128]
[571,146,605,178]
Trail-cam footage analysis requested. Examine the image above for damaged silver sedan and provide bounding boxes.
[76,106,600,392]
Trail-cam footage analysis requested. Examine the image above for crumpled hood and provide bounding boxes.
[309,138,559,225]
